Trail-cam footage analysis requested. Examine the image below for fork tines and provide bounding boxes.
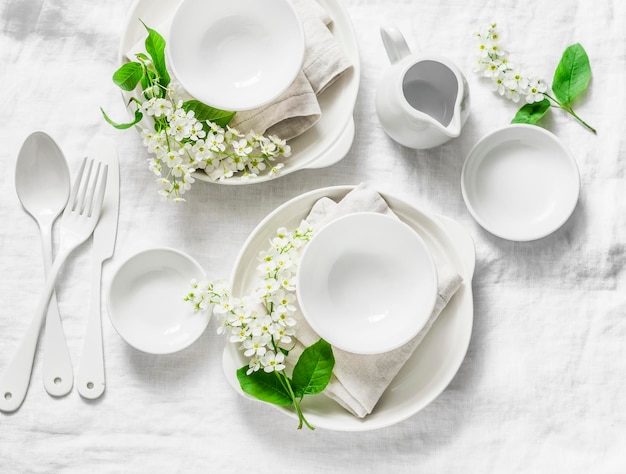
[67,157,109,219]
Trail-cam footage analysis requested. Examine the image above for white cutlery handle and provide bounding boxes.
[0,248,70,412]
[77,261,105,399]
[40,227,74,397]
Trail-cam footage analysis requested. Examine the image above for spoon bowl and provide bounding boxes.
[14,131,74,397]
[16,131,71,222]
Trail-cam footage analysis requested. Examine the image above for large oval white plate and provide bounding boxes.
[107,248,210,355]
[222,186,475,431]
[119,0,360,184]
[461,124,580,241]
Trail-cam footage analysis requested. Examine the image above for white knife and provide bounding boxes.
[77,137,120,399]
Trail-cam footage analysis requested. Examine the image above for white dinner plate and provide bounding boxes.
[107,248,210,354]
[461,124,580,241]
[119,0,360,184]
[222,186,475,431]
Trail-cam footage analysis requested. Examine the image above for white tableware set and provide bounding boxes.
[1,133,118,412]
[1,0,581,431]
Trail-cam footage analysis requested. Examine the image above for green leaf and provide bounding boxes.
[100,106,143,130]
[552,43,591,105]
[141,20,170,87]
[511,98,551,125]
[236,366,293,407]
[112,62,144,91]
[292,339,335,398]
[181,100,236,127]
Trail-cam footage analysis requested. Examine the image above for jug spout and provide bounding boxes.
[444,109,462,138]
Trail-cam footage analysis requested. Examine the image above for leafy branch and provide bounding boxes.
[237,339,335,430]
[512,43,596,133]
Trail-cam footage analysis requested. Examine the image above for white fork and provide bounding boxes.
[0,157,108,412]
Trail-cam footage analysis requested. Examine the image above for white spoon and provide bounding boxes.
[15,131,74,397]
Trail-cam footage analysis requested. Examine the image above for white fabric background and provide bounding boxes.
[1,0,625,472]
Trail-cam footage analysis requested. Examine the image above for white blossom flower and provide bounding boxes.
[261,351,286,373]
[525,78,547,103]
[185,225,313,374]
[232,139,253,157]
[206,131,226,152]
[188,120,206,141]
[272,308,297,328]
[143,97,173,117]
[163,150,182,168]
[273,325,295,345]
[243,336,270,358]
[225,125,244,140]
[246,357,262,375]
[474,23,547,105]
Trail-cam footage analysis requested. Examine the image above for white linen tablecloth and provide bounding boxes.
[1,0,625,472]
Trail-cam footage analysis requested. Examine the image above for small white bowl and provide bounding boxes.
[107,248,210,355]
[167,0,305,111]
[461,124,580,241]
[296,212,438,355]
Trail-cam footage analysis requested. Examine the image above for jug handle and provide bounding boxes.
[380,26,411,64]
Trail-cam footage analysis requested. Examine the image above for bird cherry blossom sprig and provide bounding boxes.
[101,21,292,202]
[185,225,335,430]
[474,23,596,133]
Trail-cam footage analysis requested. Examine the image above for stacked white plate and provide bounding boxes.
[223,186,476,431]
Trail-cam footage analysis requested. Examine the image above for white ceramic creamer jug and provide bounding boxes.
[375,26,470,149]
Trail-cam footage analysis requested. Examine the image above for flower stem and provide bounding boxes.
[545,93,597,134]
[276,372,314,430]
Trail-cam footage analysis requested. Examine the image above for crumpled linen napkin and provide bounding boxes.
[290,183,464,418]
[231,0,352,139]
[126,0,352,141]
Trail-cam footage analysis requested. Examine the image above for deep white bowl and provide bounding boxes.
[107,248,210,354]
[167,0,305,111]
[296,212,438,354]
[461,124,580,241]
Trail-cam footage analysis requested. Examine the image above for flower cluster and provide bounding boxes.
[474,23,547,104]
[103,24,295,201]
[140,95,291,202]
[185,225,313,374]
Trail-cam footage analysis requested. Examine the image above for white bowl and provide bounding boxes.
[107,248,210,354]
[461,124,580,241]
[296,212,438,354]
[167,0,305,111]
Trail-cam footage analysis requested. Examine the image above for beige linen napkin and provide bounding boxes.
[291,183,464,418]
[127,0,352,141]
[229,0,352,139]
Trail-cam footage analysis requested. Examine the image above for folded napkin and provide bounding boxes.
[127,0,352,141]
[231,0,352,139]
[290,184,464,418]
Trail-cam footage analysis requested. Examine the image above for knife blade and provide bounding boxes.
[77,137,120,399]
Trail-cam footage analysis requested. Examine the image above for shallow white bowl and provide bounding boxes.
[296,212,438,354]
[461,124,580,241]
[167,0,305,111]
[107,248,210,354]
